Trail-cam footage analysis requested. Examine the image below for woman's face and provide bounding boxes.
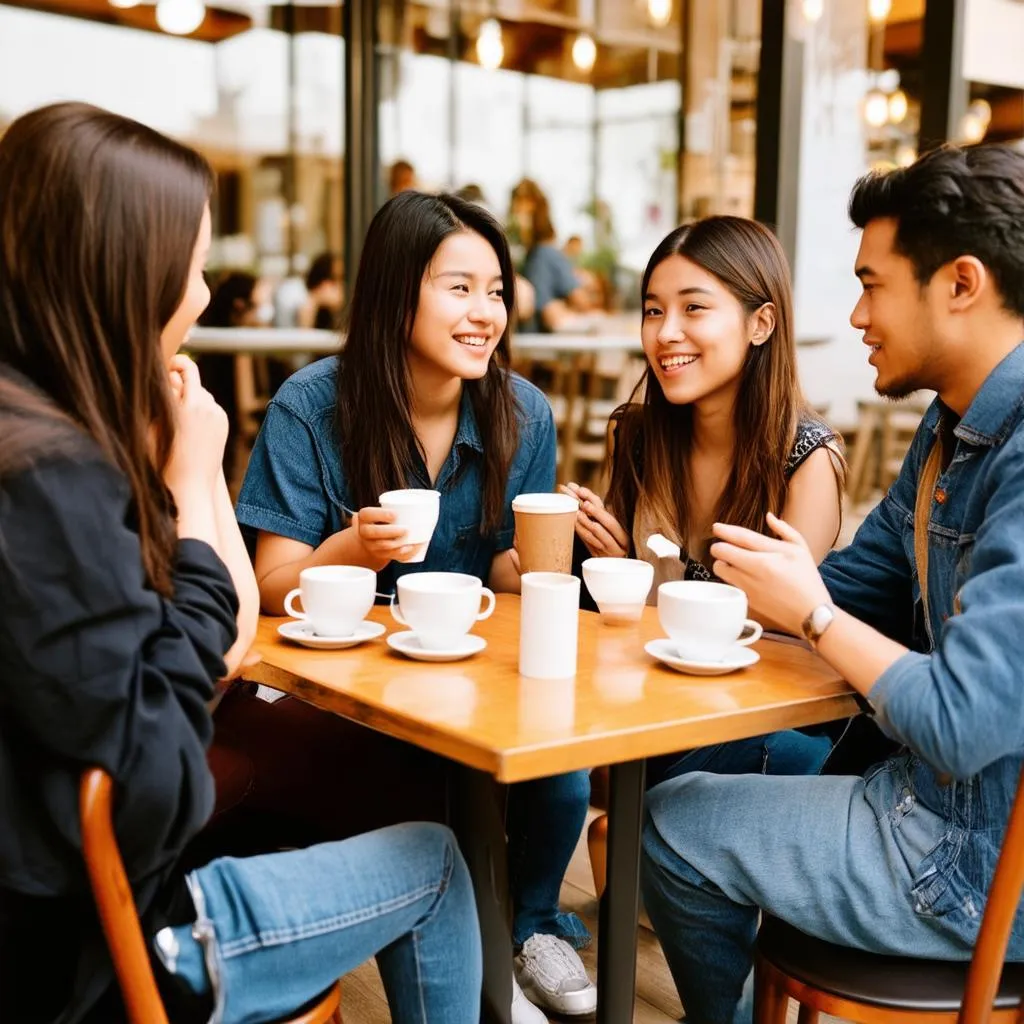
[237,278,274,327]
[160,204,212,364]
[408,229,508,383]
[641,254,772,408]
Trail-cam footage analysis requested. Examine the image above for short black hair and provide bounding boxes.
[848,144,1024,318]
[306,251,339,291]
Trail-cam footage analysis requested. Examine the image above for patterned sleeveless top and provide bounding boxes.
[637,417,840,592]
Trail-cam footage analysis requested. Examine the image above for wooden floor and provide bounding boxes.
[336,498,880,1022]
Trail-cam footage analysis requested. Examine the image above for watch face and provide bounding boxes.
[809,604,834,636]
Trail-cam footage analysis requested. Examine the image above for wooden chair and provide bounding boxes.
[754,764,1024,1023]
[80,768,342,1024]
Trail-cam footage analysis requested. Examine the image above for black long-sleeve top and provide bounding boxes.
[0,411,238,1022]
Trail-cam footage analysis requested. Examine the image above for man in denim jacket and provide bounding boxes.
[640,143,1024,1024]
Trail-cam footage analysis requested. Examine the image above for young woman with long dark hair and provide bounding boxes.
[0,102,480,1024]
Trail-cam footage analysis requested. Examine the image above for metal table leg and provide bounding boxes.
[597,758,646,1024]
[449,763,512,1024]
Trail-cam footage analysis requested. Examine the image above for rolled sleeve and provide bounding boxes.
[236,400,330,547]
[867,441,1024,779]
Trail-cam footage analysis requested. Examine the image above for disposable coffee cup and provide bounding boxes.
[512,493,579,574]
[379,489,441,563]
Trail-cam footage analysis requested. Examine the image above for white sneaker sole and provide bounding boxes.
[520,977,597,1017]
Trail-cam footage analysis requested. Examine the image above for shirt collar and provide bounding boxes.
[453,386,484,453]
[951,340,1024,447]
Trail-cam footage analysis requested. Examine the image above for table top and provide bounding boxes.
[250,599,856,784]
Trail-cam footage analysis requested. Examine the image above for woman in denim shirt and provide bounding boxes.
[229,192,596,1021]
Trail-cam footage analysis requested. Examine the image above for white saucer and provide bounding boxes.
[644,638,760,676]
[278,619,386,650]
[387,631,487,662]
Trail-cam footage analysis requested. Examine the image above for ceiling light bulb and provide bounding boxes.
[960,111,986,144]
[802,0,824,22]
[864,89,889,128]
[969,98,993,128]
[868,0,892,24]
[887,89,908,124]
[647,0,672,28]
[476,18,504,71]
[572,32,597,71]
[156,0,205,34]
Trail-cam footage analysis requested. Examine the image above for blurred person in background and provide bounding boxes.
[511,178,600,333]
[389,158,417,196]
[298,251,344,330]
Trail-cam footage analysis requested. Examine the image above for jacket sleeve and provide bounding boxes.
[0,455,238,882]
[867,436,1024,779]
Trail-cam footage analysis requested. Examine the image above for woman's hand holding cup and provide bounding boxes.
[561,483,629,559]
[352,507,417,566]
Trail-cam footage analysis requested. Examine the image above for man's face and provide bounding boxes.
[850,217,937,399]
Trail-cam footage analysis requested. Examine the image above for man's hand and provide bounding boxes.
[709,513,831,634]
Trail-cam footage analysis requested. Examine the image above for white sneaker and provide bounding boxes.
[514,933,598,1017]
[512,973,549,1023]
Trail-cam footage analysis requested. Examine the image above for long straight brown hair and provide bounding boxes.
[607,216,820,555]
[0,102,213,595]
[337,191,519,533]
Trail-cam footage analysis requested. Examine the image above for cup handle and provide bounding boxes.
[283,589,306,620]
[476,587,497,621]
[737,619,763,646]
[390,593,408,626]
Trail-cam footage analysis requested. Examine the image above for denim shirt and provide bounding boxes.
[236,356,556,595]
[821,341,1024,948]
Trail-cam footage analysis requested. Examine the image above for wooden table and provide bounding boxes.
[251,599,856,1024]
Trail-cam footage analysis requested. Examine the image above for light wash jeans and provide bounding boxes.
[641,758,1023,1024]
[156,822,481,1024]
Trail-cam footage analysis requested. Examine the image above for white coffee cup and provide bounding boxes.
[283,565,377,638]
[519,572,581,679]
[582,557,655,624]
[657,580,763,662]
[379,489,441,563]
[390,572,496,650]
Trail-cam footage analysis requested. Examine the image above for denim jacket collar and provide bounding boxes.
[945,340,1024,448]
[454,386,484,454]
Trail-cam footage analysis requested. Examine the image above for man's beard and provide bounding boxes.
[875,375,923,400]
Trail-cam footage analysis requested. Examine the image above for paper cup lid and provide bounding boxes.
[512,493,579,514]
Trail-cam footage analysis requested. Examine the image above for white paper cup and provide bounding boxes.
[519,571,581,679]
[657,580,763,661]
[283,565,376,638]
[379,489,441,563]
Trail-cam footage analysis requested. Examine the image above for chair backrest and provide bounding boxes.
[960,762,1024,1024]
[80,768,171,1024]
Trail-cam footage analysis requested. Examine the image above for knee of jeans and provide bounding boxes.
[541,769,591,808]
[641,813,711,893]
[403,822,461,879]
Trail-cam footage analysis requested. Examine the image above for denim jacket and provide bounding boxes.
[236,357,556,595]
[821,341,1024,950]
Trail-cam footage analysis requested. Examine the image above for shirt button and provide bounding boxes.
[934,488,948,504]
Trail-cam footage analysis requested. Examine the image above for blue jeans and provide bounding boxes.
[641,763,1003,1024]
[648,729,833,788]
[157,822,481,1024]
[508,770,592,949]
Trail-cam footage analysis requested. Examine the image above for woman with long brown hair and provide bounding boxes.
[233,190,596,1021]
[566,215,845,779]
[0,102,480,1024]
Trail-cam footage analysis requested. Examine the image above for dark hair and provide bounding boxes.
[0,102,213,596]
[306,252,339,291]
[606,216,840,553]
[201,270,258,327]
[455,183,486,205]
[511,178,556,247]
[849,143,1024,317]
[336,190,519,532]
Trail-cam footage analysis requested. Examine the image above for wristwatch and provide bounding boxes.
[801,603,836,649]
